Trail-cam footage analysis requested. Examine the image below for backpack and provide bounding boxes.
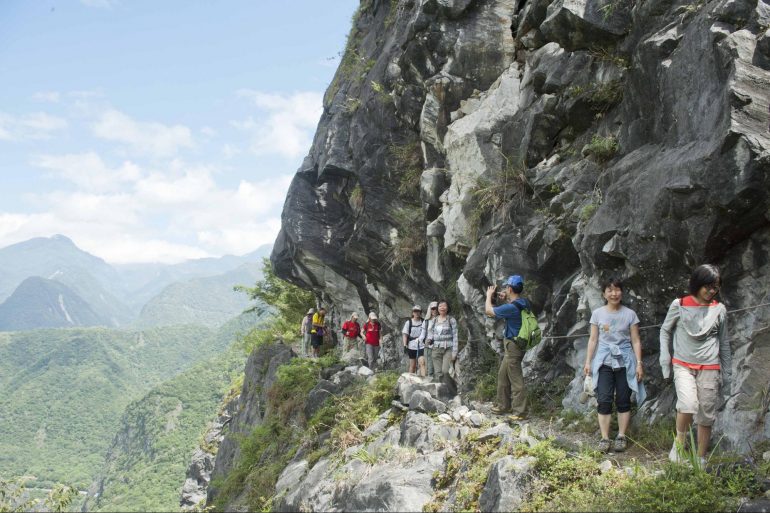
[407,319,422,342]
[514,302,541,350]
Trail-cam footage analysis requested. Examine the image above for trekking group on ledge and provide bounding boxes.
[299,264,730,468]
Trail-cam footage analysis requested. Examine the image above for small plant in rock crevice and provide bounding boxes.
[388,140,423,204]
[583,134,619,163]
[344,96,362,114]
[349,183,364,210]
[425,436,502,512]
[589,46,631,70]
[370,80,392,105]
[468,152,534,243]
[386,206,427,272]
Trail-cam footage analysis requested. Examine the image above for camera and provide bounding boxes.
[491,287,506,305]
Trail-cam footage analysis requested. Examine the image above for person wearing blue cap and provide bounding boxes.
[485,274,531,419]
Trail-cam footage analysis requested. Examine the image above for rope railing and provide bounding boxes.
[460,301,770,344]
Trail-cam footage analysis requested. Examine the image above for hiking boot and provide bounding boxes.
[613,435,628,453]
[508,415,527,423]
[490,405,511,415]
[598,438,612,453]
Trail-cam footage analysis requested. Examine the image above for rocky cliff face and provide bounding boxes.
[271,0,770,450]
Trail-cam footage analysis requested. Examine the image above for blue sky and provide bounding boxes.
[0,0,357,263]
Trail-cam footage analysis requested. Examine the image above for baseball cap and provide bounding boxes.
[412,305,422,311]
[428,301,438,309]
[505,275,524,288]
[369,312,378,320]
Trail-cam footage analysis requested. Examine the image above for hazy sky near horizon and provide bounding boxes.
[0,0,357,264]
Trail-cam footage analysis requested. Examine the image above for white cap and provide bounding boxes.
[369,312,378,320]
[412,305,422,311]
[428,301,438,309]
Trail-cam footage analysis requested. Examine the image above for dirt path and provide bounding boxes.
[476,402,667,468]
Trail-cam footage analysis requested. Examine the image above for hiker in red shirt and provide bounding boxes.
[341,312,362,352]
[364,312,381,370]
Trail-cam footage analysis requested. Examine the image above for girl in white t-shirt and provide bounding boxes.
[402,305,425,376]
[583,278,645,453]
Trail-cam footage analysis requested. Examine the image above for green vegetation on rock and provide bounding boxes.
[234,258,315,350]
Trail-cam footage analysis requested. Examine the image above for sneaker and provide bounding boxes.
[490,405,511,415]
[613,435,628,453]
[668,441,684,463]
[598,438,612,453]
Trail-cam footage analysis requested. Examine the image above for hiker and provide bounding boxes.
[364,312,381,370]
[425,300,458,383]
[402,305,426,376]
[485,275,531,419]
[341,313,362,352]
[419,301,439,378]
[583,278,646,453]
[300,308,314,357]
[310,307,326,358]
[660,264,731,467]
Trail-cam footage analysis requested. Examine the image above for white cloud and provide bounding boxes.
[91,109,193,157]
[197,219,283,256]
[3,154,290,263]
[233,90,322,159]
[32,91,61,103]
[79,237,210,264]
[0,211,209,264]
[33,152,142,192]
[0,111,68,141]
[222,143,240,159]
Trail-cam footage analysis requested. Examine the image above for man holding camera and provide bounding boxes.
[485,275,531,419]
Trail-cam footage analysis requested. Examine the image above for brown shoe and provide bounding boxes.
[490,405,511,415]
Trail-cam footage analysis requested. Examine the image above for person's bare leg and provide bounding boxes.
[676,412,693,445]
[617,411,630,436]
[598,413,611,440]
[697,424,711,457]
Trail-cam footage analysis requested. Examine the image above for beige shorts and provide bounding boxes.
[673,365,721,426]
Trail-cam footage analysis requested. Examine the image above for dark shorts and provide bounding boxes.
[407,347,424,359]
[311,334,324,348]
[596,365,632,415]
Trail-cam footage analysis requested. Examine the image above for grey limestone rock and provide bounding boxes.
[268,0,770,460]
[478,455,537,512]
[409,390,448,414]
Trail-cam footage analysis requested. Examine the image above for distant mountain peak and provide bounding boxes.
[0,276,108,331]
